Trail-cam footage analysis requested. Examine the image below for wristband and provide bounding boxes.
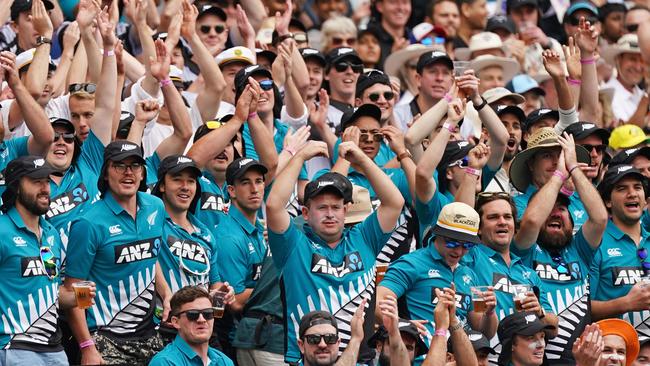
[580,57,595,65]
[560,186,574,196]
[160,79,173,87]
[79,339,95,349]
[552,170,567,181]
[248,112,258,120]
[397,150,412,162]
[444,93,453,103]
[568,165,580,176]
[284,146,296,156]
[567,77,582,86]
[442,122,455,133]
[465,167,481,177]
[434,329,449,337]
[449,321,463,332]
[104,49,115,57]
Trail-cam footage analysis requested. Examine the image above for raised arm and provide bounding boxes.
[308,89,338,155]
[338,141,404,232]
[49,22,80,97]
[383,125,416,202]
[274,41,304,119]
[126,100,160,145]
[563,37,582,106]
[76,0,101,84]
[454,143,490,207]
[543,50,576,133]
[335,299,367,366]
[24,0,53,100]
[404,93,451,149]
[277,125,310,175]
[246,78,279,182]
[111,42,126,139]
[379,296,411,366]
[134,0,159,97]
[422,288,453,366]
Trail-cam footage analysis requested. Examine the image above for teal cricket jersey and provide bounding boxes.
[148,334,234,366]
[514,185,587,232]
[194,172,230,234]
[144,152,162,190]
[590,220,650,328]
[268,212,392,362]
[214,204,267,294]
[332,138,395,167]
[65,191,165,337]
[0,207,63,351]
[380,245,477,346]
[158,212,220,294]
[462,244,553,320]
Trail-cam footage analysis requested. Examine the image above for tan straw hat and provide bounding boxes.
[344,185,373,224]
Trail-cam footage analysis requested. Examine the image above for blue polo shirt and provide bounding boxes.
[415,191,450,246]
[332,138,395,167]
[590,220,650,326]
[194,172,230,234]
[66,191,165,337]
[514,185,587,232]
[214,204,266,294]
[0,207,63,351]
[462,244,553,320]
[268,211,392,362]
[149,334,234,366]
[380,245,476,346]
[158,212,220,294]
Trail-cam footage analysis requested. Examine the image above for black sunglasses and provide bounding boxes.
[569,16,598,26]
[54,132,75,143]
[638,248,650,275]
[176,308,219,321]
[580,144,606,154]
[304,333,338,345]
[626,24,639,33]
[334,61,363,73]
[200,25,226,34]
[368,91,395,102]
[69,83,96,94]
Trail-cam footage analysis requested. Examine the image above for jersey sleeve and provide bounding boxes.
[215,235,249,294]
[6,136,29,159]
[589,249,605,300]
[510,241,535,268]
[573,228,596,267]
[356,211,393,256]
[416,192,450,243]
[78,131,106,175]
[379,258,417,298]
[530,271,553,313]
[64,217,99,279]
[268,221,303,270]
[481,164,500,189]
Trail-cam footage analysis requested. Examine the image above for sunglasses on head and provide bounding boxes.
[443,237,476,250]
[334,61,363,73]
[40,246,59,280]
[367,91,395,102]
[259,79,274,91]
[580,144,606,154]
[304,333,338,345]
[637,248,650,274]
[54,132,75,144]
[448,157,469,169]
[199,25,226,35]
[569,16,598,26]
[176,308,219,321]
[69,83,96,94]
[332,37,356,46]
[626,24,639,33]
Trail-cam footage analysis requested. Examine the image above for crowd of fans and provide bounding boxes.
[2,0,650,365]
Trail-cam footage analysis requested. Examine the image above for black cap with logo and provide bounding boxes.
[598,164,649,200]
[487,15,517,34]
[300,48,326,66]
[325,47,363,70]
[523,108,559,132]
[339,104,382,133]
[152,155,202,211]
[304,172,353,204]
[493,104,526,122]
[97,141,147,195]
[1,156,62,211]
[225,157,268,185]
[299,311,338,338]
[564,121,610,143]
[610,146,650,166]
[355,69,391,98]
[497,312,555,365]
[197,4,226,21]
[11,0,53,21]
[416,50,453,74]
[506,0,538,12]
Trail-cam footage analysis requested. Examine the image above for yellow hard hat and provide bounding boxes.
[609,124,650,150]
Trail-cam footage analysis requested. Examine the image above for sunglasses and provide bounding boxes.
[637,248,650,275]
[367,91,395,102]
[176,308,219,321]
[448,157,469,169]
[332,37,356,46]
[359,129,383,142]
[304,333,338,345]
[334,62,363,73]
[420,36,446,46]
[259,79,274,91]
[626,24,639,33]
[69,83,96,94]
[443,237,476,250]
[112,162,143,174]
[54,132,75,144]
[199,25,226,35]
[569,16,598,26]
[580,144,606,154]
[177,240,210,276]
[40,246,59,280]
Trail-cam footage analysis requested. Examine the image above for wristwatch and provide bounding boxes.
[36,36,52,47]
[474,96,488,111]
[397,150,412,162]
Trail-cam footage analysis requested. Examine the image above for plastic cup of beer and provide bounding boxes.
[376,263,389,284]
[212,290,227,319]
[453,61,470,77]
[471,286,490,312]
[512,284,531,311]
[73,281,93,309]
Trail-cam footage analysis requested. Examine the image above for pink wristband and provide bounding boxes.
[284,146,296,156]
[552,170,567,181]
[465,167,481,177]
[560,186,574,196]
[79,339,95,349]
[567,77,581,86]
[434,329,449,337]
[442,122,455,133]
[248,112,258,120]
[444,93,453,103]
[103,49,114,57]
[160,79,173,87]
[580,57,595,65]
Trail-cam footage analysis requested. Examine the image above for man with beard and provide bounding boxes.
[0,156,95,365]
[484,104,526,194]
[513,132,607,362]
[565,122,611,185]
[149,286,234,366]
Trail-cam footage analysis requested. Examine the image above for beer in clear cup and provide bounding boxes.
[471,286,490,312]
[73,281,93,309]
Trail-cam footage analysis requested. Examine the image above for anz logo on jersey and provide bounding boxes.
[611,266,644,286]
[534,261,581,282]
[310,251,364,278]
[200,192,230,213]
[430,287,471,310]
[21,256,50,277]
[114,238,161,264]
[46,183,89,218]
[168,237,209,264]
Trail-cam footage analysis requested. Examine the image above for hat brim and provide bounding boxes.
[597,319,640,366]
[571,127,610,143]
[510,143,590,192]
[456,46,508,62]
[305,185,347,204]
[340,104,382,132]
[328,54,363,69]
[470,57,520,84]
[431,224,481,243]
[302,54,326,66]
[107,151,146,164]
[51,119,75,133]
[384,46,443,78]
[485,91,526,105]
[525,111,560,131]
[612,134,650,150]
[219,57,254,68]
[227,163,268,185]
[198,6,226,21]
[345,210,372,224]
[598,169,648,197]
[602,47,642,65]
[495,105,526,122]
[27,167,63,178]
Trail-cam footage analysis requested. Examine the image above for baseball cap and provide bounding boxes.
[197,4,226,21]
[598,164,649,199]
[152,155,203,210]
[493,104,526,122]
[438,140,473,172]
[16,48,56,73]
[506,0,538,12]
[431,202,481,243]
[326,47,363,71]
[523,108,559,132]
[355,70,391,98]
[597,319,640,366]
[11,0,53,21]
[487,15,516,34]
[345,185,373,225]
[96,141,147,195]
[467,330,496,354]
[610,146,650,166]
[116,111,135,140]
[1,156,62,210]
[50,117,75,133]
[367,319,428,356]
[609,124,650,150]
[234,64,273,100]
[299,311,338,338]
[216,47,255,68]
[483,87,525,105]
[300,48,326,66]
[497,312,555,364]
[416,50,453,74]
[339,104,382,133]
[563,121,610,144]
[506,74,545,96]
[256,48,277,65]
[169,65,185,89]
[225,158,268,185]
[565,1,599,20]
[304,172,353,204]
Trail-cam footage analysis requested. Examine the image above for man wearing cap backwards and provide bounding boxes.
[0,156,96,365]
[590,165,650,335]
[513,132,607,362]
[496,312,555,366]
[378,202,499,362]
[597,319,640,366]
[266,138,404,363]
[565,122,611,184]
[64,140,168,364]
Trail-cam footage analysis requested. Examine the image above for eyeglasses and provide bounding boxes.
[177,240,211,276]
[111,162,143,174]
[294,33,308,43]
[367,91,395,102]
[626,24,639,33]
[569,16,598,26]
[359,129,383,142]
[443,237,476,250]
[199,25,226,35]
[637,248,650,275]
[40,246,59,280]
[332,37,356,46]
[259,79,274,91]
[334,62,363,73]
[69,83,96,94]
[420,36,446,46]
[176,308,219,321]
[54,132,75,144]
[580,144,606,154]
[448,157,469,169]
[304,333,338,345]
